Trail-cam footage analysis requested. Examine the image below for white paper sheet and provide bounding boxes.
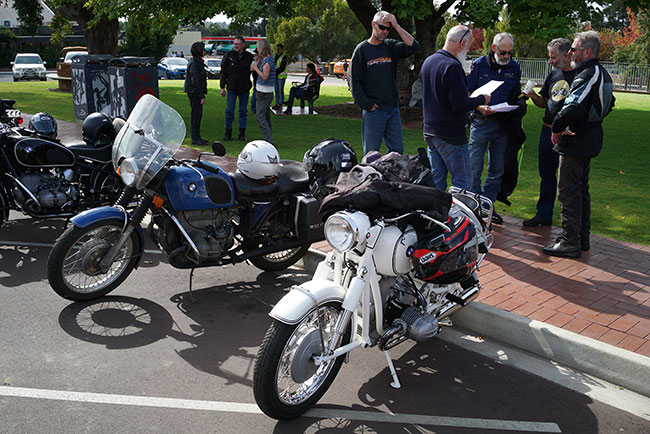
[489,102,519,112]
[470,80,504,98]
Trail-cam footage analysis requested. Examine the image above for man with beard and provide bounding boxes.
[542,30,615,258]
[522,38,575,227]
[420,25,491,191]
[467,32,521,224]
[350,10,419,156]
[220,36,254,141]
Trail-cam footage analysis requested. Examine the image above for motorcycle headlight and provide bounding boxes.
[119,157,139,187]
[324,211,370,253]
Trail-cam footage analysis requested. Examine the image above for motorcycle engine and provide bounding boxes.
[154,208,238,262]
[13,171,77,212]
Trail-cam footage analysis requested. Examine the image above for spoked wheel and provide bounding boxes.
[253,302,349,419]
[47,219,140,301]
[248,244,310,271]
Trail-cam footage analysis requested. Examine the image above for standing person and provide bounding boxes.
[273,44,288,110]
[350,10,419,156]
[543,30,615,258]
[420,25,490,191]
[283,63,324,114]
[250,48,259,115]
[251,39,276,144]
[467,32,521,224]
[522,38,576,227]
[220,36,255,141]
[183,41,208,146]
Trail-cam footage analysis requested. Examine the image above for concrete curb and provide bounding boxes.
[297,248,650,398]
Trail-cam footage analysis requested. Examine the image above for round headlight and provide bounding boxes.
[324,211,370,253]
[119,157,139,187]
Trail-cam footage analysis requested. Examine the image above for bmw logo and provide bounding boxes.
[188,183,197,192]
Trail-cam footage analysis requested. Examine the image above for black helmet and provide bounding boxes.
[82,112,116,146]
[303,138,358,201]
[28,112,57,139]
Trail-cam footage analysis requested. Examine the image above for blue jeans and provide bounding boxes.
[361,106,403,155]
[225,91,249,129]
[469,118,508,202]
[535,125,560,221]
[426,136,472,191]
[275,77,286,105]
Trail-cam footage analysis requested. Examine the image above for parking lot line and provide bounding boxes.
[0,386,560,432]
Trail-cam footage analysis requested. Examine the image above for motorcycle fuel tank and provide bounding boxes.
[14,137,75,167]
[164,164,235,211]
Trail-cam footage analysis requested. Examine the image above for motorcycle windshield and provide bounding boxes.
[112,94,185,189]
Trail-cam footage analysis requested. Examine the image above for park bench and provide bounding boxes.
[295,82,321,114]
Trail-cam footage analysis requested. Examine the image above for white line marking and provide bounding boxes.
[0,240,162,255]
[0,386,561,432]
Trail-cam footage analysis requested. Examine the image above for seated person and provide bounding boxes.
[283,63,324,114]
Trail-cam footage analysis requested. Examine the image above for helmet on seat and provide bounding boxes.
[237,140,280,180]
[303,138,357,201]
[82,112,116,146]
[28,112,57,139]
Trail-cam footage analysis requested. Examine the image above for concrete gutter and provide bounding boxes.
[297,248,650,398]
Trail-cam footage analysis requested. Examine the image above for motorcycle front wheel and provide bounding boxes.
[253,302,349,419]
[47,219,141,301]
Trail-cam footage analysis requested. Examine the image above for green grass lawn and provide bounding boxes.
[2,80,649,245]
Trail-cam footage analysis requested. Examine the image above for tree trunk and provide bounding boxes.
[64,2,118,55]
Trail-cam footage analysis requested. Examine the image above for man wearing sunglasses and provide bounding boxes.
[350,10,419,155]
[542,30,615,258]
[466,32,522,224]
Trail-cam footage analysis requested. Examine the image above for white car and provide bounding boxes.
[63,51,88,63]
[12,53,47,81]
[205,58,221,79]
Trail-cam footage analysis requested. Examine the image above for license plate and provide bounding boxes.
[6,110,21,118]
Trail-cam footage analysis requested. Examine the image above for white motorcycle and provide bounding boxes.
[252,186,493,419]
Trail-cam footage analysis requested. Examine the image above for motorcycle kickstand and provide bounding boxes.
[383,349,401,389]
[188,268,196,302]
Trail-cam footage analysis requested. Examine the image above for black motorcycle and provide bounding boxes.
[0,107,125,226]
[47,95,357,301]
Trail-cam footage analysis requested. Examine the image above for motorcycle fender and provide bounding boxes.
[269,279,346,325]
[70,206,145,267]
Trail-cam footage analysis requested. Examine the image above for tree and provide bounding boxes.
[13,0,43,36]
[119,12,178,60]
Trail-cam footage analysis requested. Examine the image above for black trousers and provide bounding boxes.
[557,154,591,246]
[188,93,203,142]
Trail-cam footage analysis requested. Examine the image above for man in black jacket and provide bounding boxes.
[220,36,254,141]
[543,31,615,258]
[184,41,208,146]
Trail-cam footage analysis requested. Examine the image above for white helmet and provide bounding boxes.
[237,140,280,180]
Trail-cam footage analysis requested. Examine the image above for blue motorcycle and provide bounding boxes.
[47,95,357,301]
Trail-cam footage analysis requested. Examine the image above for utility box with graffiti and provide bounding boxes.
[108,57,159,119]
[71,54,113,121]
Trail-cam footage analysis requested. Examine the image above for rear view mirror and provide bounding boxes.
[212,141,226,157]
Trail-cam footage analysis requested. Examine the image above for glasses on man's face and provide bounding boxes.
[375,22,391,31]
[498,49,513,56]
[569,46,584,53]
[460,28,471,43]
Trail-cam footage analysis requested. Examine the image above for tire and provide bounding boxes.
[92,172,123,205]
[248,244,310,271]
[253,302,349,419]
[47,219,140,301]
[166,70,171,79]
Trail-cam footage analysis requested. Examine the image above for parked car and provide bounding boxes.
[333,58,351,78]
[11,53,47,81]
[205,58,221,79]
[157,57,188,79]
[63,50,88,63]
[216,43,234,55]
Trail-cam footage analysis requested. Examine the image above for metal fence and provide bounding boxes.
[517,58,650,93]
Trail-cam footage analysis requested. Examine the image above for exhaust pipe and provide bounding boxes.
[437,285,481,319]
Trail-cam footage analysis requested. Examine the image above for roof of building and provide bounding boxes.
[0,1,54,27]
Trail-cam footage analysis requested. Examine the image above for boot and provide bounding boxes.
[283,106,292,115]
[222,128,232,141]
[238,128,247,141]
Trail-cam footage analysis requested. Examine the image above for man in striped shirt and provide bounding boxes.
[542,30,615,258]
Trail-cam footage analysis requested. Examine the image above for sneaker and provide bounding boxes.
[491,211,503,225]
[522,216,552,227]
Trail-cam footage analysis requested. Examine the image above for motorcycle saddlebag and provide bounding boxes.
[290,192,324,243]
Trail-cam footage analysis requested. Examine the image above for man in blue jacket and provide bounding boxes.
[543,31,615,258]
[420,25,490,191]
[350,11,419,156]
[467,32,521,224]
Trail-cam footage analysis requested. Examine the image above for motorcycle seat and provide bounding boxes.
[66,142,112,164]
[231,161,311,200]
